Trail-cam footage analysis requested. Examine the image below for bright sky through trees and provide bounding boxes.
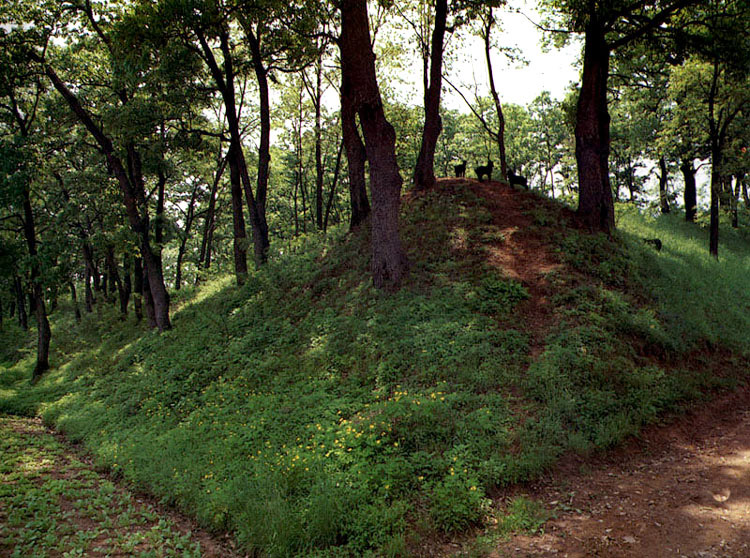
[445,1,582,108]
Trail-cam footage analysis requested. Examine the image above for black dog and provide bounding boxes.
[644,238,662,251]
[508,168,528,189]
[475,160,493,182]
[454,159,466,178]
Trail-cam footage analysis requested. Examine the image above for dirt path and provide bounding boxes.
[444,179,750,557]
[489,378,750,558]
[463,179,565,357]
[0,415,239,558]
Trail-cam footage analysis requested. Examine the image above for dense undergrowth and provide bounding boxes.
[2,184,749,557]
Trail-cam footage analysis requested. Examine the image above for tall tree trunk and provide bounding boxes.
[324,139,345,232]
[708,60,721,259]
[14,275,27,330]
[575,17,615,233]
[22,184,50,379]
[658,156,670,214]
[141,259,157,329]
[133,257,143,322]
[245,26,272,264]
[681,159,697,222]
[732,174,741,228]
[200,27,269,268]
[106,246,127,318]
[482,7,508,182]
[44,64,171,330]
[70,281,82,323]
[122,254,132,315]
[413,0,447,190]
[175,182,199,290]
[339,0,409,289]
[340,77,370,229]
[312,49,325,229]
[197,155,226,285]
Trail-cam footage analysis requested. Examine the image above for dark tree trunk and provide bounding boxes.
[340,74,370,229]
[575,18,615,233]
[28,288,36,316]
[142,259,157,329]
[70,281,81,323]
[155,166,167,246]
[709,162,720,258]
[732,174,741,228]
[658,156,670,214]
[44,64,171,330]
[413,0,447,190]
[22,183,50,379]
[708,60,721,259]
[199,27,268,269]
[175,182,199,290]
[14,275,27,330]
[681,159,697,222]
[133,257,143,322]
[106,246,127,317]
[82,242,97,309]
[226,149,249,285]
[197,156,225,284]
[339,0,409,289]
[482,7,508,182]
[324,139,345,232]
[312,50,325,229]
[245,27,272,264]
[84,266,94,313]
[122,254,132,315]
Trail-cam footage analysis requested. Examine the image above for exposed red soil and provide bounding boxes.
[490,385,750,558]
[435,178,750,558]
[437,177,568,357]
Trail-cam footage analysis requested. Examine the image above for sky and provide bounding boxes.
[443,2,583,109]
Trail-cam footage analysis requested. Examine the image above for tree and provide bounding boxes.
[338,0,409,289]
[542,0,697,232]
[0,9,53,375]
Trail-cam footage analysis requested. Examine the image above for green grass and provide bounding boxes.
[1,186,749,557]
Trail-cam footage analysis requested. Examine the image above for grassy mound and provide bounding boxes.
[2,184,748,557]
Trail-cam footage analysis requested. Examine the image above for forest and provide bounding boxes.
[2,0,750,557]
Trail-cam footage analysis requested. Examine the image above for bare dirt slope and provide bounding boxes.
[492,386,750,558]
[441,178,750,558]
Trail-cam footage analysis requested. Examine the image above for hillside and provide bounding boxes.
[2,179,750,558]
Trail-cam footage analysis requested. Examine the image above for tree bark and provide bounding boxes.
[681,159,697,222]
[245,26,272,264]
[175,182,199,290]
[732,174,741,228]
[22,182,50,378]
[106,246,128,317]
[196,29,252,279]
[340,69,370,229]
[14,275,27,330]
[324,139,345,232]
[575,17,615,233]
[339,0,409,289]
[482,7,508,182]
[197,155,226,284]
[70,281,82,323]
[133,257,143,322]
[413,0,447,190]
[44,64,171,330]
[658,156,670,214]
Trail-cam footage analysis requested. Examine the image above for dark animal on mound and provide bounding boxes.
[475,160,493,182]
[454,159,467,178]
[508,168,528,189]
[644,238,662,251]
